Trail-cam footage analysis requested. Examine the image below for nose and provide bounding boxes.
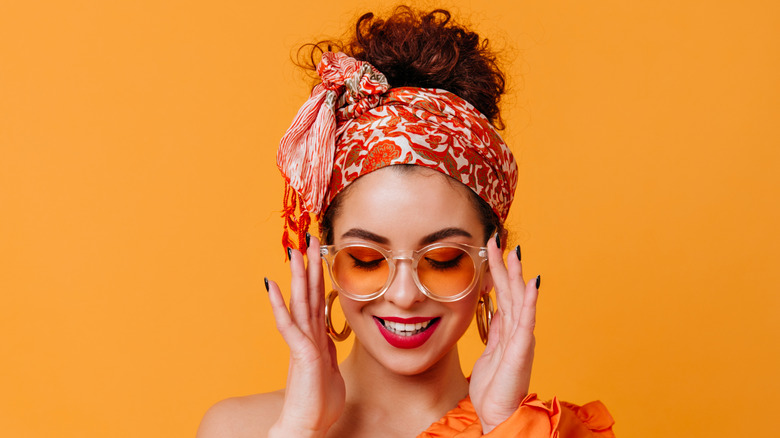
[382,259,426,308]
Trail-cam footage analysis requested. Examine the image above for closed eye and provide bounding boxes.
[349,253,385,271]
[423,252,465,271]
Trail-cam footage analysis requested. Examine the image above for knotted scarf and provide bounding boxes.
[277,52,518,252]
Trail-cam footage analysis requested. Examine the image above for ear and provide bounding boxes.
[479,266,494,296]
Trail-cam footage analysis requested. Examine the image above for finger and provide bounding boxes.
[267,278,309,351]
[288,248,313,333]
[506,245,527,317]
[519,276,539,333]
[487,234,514,319]
[498,277,538,372]
[484,309,501,355]
[306,234,326,321]
[307,235,329,345]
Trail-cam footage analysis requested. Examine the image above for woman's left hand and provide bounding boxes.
[469,236,539,433]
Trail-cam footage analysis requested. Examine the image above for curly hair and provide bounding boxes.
[298,5,506,128]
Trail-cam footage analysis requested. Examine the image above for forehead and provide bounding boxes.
[332,166,483,245]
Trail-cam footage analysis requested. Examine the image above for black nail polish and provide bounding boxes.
[264,277,269,292]
[515,245,521,261]
[287,247,292,261]
[535,275,541,289]
[305,232,311,248]
[495,233,501,249]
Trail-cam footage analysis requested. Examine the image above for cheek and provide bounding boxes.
[338,298,364,325]
[450,296,480,325]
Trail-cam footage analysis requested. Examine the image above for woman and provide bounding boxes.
[199,7,614,437]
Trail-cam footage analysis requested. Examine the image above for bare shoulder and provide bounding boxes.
[196,389,285,438]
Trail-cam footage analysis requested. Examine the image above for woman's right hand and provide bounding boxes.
[266,235,345,438]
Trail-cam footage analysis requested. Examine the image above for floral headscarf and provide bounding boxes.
[277,52,518,251]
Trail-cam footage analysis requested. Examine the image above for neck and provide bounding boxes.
[334,339,469,435]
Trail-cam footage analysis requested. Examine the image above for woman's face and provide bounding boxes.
[330,166,493,376]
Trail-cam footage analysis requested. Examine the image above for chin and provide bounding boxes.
[377,347,457,377]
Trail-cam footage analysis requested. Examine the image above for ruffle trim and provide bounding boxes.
[418,394,615,437]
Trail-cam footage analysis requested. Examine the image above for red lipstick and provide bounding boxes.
[373,316,440,349]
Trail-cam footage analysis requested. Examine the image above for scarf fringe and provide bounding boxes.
[282,181,312,259]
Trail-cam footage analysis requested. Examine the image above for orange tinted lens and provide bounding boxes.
[417,247,475,297]
[332,246,389,296]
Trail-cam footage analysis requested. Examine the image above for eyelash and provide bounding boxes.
[349,254,385,271]
[424,253,464,271]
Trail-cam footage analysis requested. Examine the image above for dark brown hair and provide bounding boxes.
[304,6,508,245]
[299,6,506,128]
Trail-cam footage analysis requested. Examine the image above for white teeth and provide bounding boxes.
[381,319,434,336]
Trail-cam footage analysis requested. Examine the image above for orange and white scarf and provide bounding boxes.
[277,52,518,251]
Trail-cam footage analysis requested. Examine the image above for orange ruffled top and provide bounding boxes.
[418,394,615,437]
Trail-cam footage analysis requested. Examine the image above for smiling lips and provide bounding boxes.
[374,316,441,349]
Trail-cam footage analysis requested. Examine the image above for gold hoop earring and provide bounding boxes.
[325,290,352,341]
[475,293,494,345]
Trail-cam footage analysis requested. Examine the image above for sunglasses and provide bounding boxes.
[320,241,488,302]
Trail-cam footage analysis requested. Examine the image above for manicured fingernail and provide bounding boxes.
[287,247,292,261]
[305,232,311,248]
[515,245,521,261]
[495,232,501,249]
[535,275,541,289]
[264,277,269,292]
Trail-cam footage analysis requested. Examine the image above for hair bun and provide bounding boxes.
[300,6,506,128]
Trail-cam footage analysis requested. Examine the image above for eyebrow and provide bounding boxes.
[339,227,473,246]
[340,228,390,244]
[419,228,473,246]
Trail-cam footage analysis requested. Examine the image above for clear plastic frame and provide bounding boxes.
[320,241,488,302]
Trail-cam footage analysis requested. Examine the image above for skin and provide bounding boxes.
[197,167,538,438]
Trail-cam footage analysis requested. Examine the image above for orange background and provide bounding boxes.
[2,1,778,437]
